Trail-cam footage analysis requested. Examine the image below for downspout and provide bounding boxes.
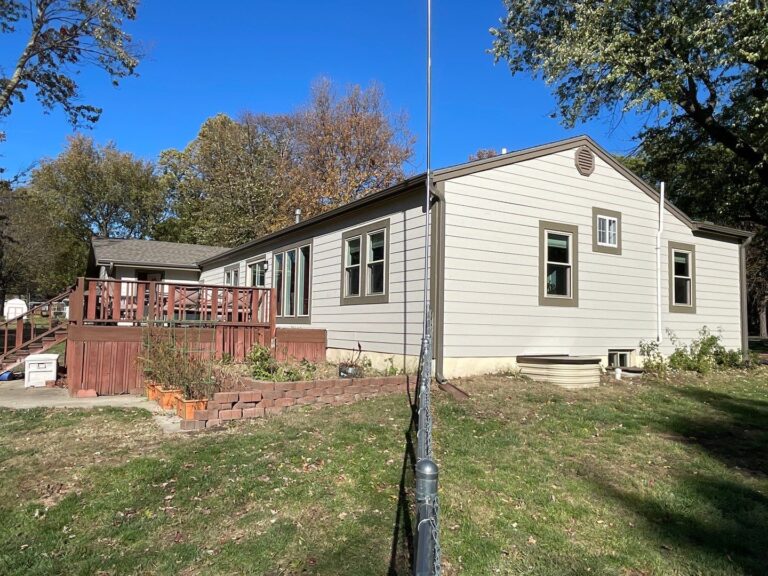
[740,233,753,362]
[430,184,447,384]
[656,182,665,343]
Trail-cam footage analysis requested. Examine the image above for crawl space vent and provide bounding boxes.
[574,146,595,176]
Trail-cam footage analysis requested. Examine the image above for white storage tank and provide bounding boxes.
[4,298,28,321]
[24,354,59,388]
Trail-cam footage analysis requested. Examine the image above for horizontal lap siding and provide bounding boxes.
[310,198,427,357]
[442,149,742,359]
[198,191,427,358]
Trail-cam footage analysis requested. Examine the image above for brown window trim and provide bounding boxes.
[669,241,696,314]
[340,219,390,306]
[539,221,579,307]
[592,207,622,255]
[274,239,313,325]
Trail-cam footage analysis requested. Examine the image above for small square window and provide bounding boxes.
[608,350,633,368]
[592,208,622,255]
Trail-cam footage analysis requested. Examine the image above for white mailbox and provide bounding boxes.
[24,354,59,388]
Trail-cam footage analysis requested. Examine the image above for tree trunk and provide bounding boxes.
[760,298,768,339]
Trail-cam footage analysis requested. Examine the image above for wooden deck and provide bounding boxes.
[67,278,277,395]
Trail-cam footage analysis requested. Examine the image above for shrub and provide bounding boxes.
[639,338,668,379]
[667,327,746,373]
[246,344,317,382]
[139,327,218,399]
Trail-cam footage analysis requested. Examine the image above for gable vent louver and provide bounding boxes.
[575,146,595,176]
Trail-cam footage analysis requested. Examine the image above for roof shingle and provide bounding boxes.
[91,238,228,269]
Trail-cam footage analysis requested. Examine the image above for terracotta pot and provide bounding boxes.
[157,387,182,411]
[145,382,159,401]
[176,397,208,420]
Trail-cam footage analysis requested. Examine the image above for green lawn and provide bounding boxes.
[0,368,766,575]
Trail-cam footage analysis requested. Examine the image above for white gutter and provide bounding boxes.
[656,182,665,342]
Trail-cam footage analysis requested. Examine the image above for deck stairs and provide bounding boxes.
[0,289,72,372]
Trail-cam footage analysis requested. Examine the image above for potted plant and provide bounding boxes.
[175,357,218,420]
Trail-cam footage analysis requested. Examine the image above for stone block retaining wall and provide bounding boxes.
[179,375,411,431]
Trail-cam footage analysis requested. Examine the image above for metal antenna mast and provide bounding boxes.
[422,0,432,335]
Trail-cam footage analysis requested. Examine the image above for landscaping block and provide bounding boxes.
[274,381,298,391]
[260,398,275,408]
[233,401,256,410]
[243,407,265,418]
[274,397,296,408]
[206,419,222,428]
[261,390,283,400]
[76,389,97,398]
[296,396,316,405]
[180,420,205,431]
[212,392,239,404]
[285,389,304,399]
[245,380,276,391]
[238,390,263,403]
[219,409,242,420]
[194,409,217,421]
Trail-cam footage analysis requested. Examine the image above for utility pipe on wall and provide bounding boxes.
[656,182,665,343]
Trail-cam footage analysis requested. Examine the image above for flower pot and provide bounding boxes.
[176,397,208,420]
[157,387,182,411]
[145,382,159,401]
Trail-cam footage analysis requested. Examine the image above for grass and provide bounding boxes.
[437,368,768,575]
[0,369,766,575]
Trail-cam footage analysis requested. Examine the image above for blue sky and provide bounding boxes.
[0,0,644,178]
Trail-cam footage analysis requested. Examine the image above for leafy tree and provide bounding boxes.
[157,114,289,247]
[492,0,768,337]
[491,0,768,188]
[0,0,139,137]
[30,134,165,241]
[158,80,414,247]
[468,148,499,161]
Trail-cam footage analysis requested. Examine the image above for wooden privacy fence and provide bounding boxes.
[67,278,277,396]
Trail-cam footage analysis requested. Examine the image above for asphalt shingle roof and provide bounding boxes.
[91,238,228,269]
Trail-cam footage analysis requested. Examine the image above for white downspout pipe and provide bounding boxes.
[656,182,665,343]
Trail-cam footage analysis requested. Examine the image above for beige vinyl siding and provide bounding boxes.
[441,148,742,360]
[198,190,427,358]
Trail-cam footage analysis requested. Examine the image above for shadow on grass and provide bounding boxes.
[387,376,417,575]
[591,474,768,575]
[662,386,768,476]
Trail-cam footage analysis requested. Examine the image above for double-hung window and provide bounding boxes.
[273,241,312,323]
[341,219,390,305]
[539,221,579,307]
[592,208,622,254]
[248,260,267,288]
[669,242,696,313]
[224,266,239,286]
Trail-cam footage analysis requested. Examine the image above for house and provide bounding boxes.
[196,135,750,379]
[88,238,228,283]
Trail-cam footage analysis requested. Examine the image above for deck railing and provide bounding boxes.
[0,289,72,362]
[70,278,276,328]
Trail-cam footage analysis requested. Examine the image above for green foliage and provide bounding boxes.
[246,344,317,382]
[667,327,747,373]
[0,1,140,134]
[491,0,768,188]
[140,328,217,400]
[639,338,668,380]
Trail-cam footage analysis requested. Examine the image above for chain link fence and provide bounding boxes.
[413,313,441,576]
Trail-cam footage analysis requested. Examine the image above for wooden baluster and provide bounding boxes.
[86,280,97,321]
[112,281,121,321]
[166,285,176,321]
[232,288,240,324]
[136,283,145,323]
[147,281,157,324]
[269,288,277,347]
[70,278,85,326]
[15,317,23,350]
[210,288,218,322]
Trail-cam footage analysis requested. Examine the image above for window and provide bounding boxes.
[539,221,579,307]
[224,266,239,286]
[608,350,633,368]
[248,260,267,288]
[367,230,386,295]
[345,236,361,297]
[273,241,312,323]
[341,219,390,305]
[592,208,622,254]
[669,242,696,313]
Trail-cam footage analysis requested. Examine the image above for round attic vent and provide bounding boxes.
[574,146,595,176]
